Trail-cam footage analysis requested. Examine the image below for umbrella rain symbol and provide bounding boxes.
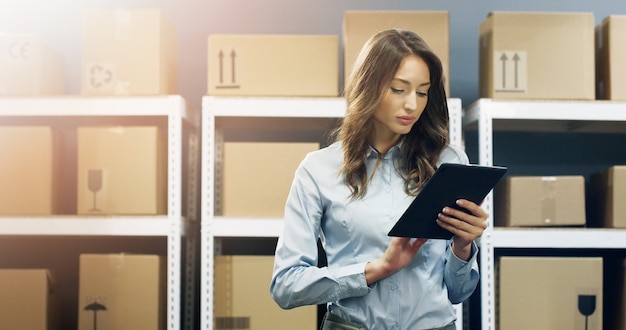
[84,301,107,330]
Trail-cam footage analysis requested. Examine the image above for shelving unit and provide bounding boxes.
[201,96,464,330]
[463,98,626,330]
[0,95,200,330]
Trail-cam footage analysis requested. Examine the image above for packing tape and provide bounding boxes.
[541,177,557,225]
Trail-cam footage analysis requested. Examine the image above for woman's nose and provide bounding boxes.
[404,93,417,112]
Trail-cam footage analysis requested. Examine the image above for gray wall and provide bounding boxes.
[2,0,625,110]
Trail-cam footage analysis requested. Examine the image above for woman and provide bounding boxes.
[270,29,487,330]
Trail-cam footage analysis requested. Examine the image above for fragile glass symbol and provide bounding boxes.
[578,294,596,330]
[87,169,103,211]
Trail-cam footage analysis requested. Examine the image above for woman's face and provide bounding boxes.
[372,54,430,148]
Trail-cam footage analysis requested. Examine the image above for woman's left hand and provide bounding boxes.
[436,199,488,260]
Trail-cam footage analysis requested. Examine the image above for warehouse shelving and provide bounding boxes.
[463,98,626,330]
[0,95,200,330]
[201,96,464,330]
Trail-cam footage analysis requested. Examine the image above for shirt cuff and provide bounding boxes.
[331,262,370,296]
[448,241,478,276]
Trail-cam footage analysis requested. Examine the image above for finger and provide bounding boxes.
[441,205,488,229]
[438,212,486,235]
[456,199,488,218]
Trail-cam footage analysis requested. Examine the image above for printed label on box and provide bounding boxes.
[5,40,33,61]
[213,48,241,90]
[84,63,117,93]
[494,50,527,93]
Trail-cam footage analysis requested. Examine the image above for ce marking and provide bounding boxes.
[8,41,31,60]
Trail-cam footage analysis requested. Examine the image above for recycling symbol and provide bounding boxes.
[89,65,113,88]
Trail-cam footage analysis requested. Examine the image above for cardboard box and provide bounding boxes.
[207,34,338,96]
[78,254,166,330]
[479,12,595,100]
[596,15,626,100]
[343,11,450,95]
[214,255,317,330]
[0,34,65,96]
[588,165,626,228]
[0,269,58,330]
[220,142,319,217]
[0,126,61,215]
[498,257,603,330]
[82,8,177,96]
[494,176,586,227]
[77,126,166,215]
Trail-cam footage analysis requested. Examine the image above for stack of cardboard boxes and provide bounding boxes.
[0,34,65,216]
[479,11,626,330]
[206,23,336,330]
[0,8,175,329]
[0,8,175,217]
[0,253,166,330]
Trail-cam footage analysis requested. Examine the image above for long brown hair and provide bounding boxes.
[336,29,449,199]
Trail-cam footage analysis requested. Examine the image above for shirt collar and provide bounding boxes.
[366,140,403,160]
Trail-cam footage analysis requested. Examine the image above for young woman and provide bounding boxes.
[270,29,487,330]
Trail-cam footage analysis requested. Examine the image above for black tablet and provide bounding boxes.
[388,163,507,240]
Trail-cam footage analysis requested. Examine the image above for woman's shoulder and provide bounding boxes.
[437,144,469,165]
[300,141,343,169]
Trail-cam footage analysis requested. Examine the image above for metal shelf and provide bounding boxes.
[203,96,347,118]
[0,216,190,236]
[463,98,626,330]
[490,228,626,249]
[210,218,283,237]
[201,96,464,330]
[0,95,199,330]
[464,98,626,133]
[0,95,198,120]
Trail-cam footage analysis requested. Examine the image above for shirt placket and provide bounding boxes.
[381,156,401,329]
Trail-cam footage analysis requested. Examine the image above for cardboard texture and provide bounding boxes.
[498,257,603,330]
[220,142,319,217]
[588,165,626,228]
[77,126,166,215]
[78,254,166,330]
[214,255,317,330]
[596,15,626,100]
[82,8,177,96]
[0,34,65,96]
[207,34,339,97]
[494,176,586,227]
[479,12,595,100]
[0,126,60,215]
[0,269,58,330]
[343,11,450,95]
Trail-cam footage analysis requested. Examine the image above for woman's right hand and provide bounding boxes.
[364,237,428,285]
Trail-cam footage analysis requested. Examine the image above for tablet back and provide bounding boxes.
[388,163,507,239]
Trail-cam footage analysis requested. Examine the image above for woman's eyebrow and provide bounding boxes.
[392,78,431,87]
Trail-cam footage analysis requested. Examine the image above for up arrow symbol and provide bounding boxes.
[500,53,508,89]
[230,50,237,84]
[218,50,224,84]
[512,53,521,88]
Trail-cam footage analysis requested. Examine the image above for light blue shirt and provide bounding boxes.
[271,141,479,330]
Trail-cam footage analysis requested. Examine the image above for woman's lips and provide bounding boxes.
[397,116,415,125]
